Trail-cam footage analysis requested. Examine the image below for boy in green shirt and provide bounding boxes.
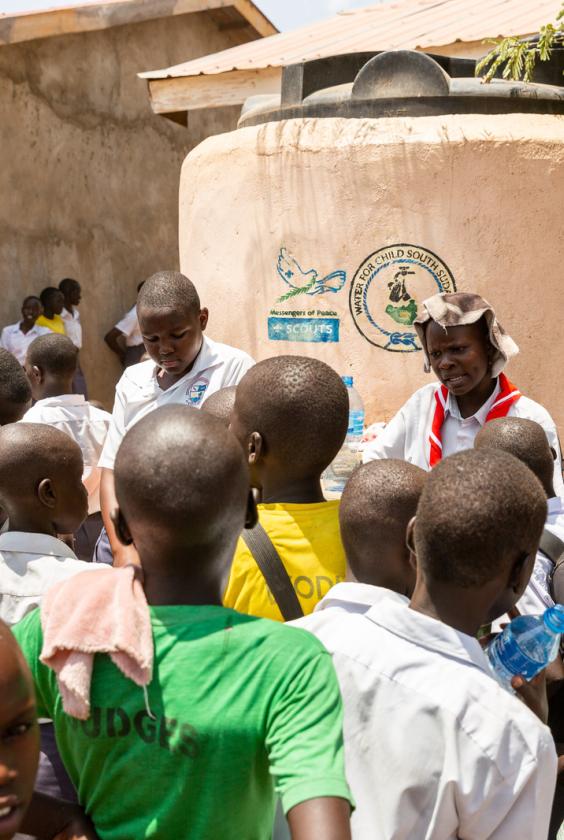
[14,405,352,840]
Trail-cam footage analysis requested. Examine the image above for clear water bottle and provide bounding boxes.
[487,604,564,691]
[322,376,365,496]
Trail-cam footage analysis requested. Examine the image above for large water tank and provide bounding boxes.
[179,50,564,425]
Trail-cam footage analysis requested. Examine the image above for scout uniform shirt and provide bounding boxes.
[99,336,254,470]
[363,379,564,495]
[0,321,50,364]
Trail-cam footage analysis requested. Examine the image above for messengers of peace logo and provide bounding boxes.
[349,244,456,352]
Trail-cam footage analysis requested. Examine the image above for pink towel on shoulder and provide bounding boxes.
[40,565,153,720]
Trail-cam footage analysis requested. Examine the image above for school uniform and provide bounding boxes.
[514,496,564,617]
[295,593,557,840]
[61,307,87,397]
[0,321,50,364]
[99,335,255,471]
[21,395,111,561]
[364,378,564,495]
[115,304,144,367]
[35,314,66,335]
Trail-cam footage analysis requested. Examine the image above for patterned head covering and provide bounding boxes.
[414,292,519,377]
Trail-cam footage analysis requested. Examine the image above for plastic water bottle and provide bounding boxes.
[322,376,365,496]
[487,604,564,691]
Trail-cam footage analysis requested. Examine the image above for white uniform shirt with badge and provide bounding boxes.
[115,305,142,347]
[517,496,564,616]
[21,395,111,514]
[294,591,557,840]
[363,379,564,495]
[99,335,255,470]
[0,532,102,626]
[61,308,82,349]
[0,322,50,365]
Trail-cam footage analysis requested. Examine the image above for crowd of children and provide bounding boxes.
[0,274,563,840]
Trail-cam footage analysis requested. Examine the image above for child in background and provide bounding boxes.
[296,449,556,839]
[104,281,145,368]
[0,351,31,426]
[98,271,254,566]
[21,334,111,561]
[225,356,348,621]
[15,406,352,840]
[35,289,65,336]
[59,278,87,398]
[0,620,39,839]
[201,386,237,426]
[0,297,49,365]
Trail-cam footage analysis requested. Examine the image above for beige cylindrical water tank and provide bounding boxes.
[179,51,564,427]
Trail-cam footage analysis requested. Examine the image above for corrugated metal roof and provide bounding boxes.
[140,0,563,79]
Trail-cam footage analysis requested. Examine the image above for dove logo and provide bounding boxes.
[350,244,456,352]
[276,247,346,303]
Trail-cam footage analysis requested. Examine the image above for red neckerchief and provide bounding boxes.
[429,372,521,467]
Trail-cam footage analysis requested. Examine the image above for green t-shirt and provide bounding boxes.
[14,605,351,839]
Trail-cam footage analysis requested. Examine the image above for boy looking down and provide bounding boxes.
[15,406,352,840]
[224,356,349,620]
[21,334,111,561]
[0,351,31,427]
[98,271,254,565]
[300,449,556,839]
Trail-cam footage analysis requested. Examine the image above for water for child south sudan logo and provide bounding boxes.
[349,244,456,352]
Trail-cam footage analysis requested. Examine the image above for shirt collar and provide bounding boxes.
[0,531,78,560]
[33,394,86,408]
[445,378,501,425]
[314,582,408,612]
[365,598,491,676]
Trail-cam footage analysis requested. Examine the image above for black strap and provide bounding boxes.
[539,528,564,605]
[241,524,304,621]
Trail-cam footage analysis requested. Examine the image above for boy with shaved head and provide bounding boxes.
[0,351,31,427]
[98,271,254,565]
[201,385,237,426]
[15,405,352,839]
[301,449,556,838]
[225,355,349,620]
[22,334,111,561]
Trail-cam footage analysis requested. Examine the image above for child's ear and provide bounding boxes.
[37,478,56,509]
[247,432,263,466]
[111,508,133,546]
[244,488,259,530]
[199,308,209,332]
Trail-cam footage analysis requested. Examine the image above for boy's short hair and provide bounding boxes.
[23,295,41,307]
[202,387,237,426]
[0,348,32,423]
[475,417,554,496]
[235,356,349,475]
[58,277,79,295]
[27,334,78,378]
[115,405,248,543]
[137,271,200,317]
[414,449,547,588]
[39,286,61,308]
[340,460,426,581]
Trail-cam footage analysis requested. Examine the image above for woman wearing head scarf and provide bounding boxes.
[363,292,564,494]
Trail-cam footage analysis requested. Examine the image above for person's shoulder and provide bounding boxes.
[1,322,18,336]
[513,394,556,426]
[206,336,254,366]
[85,403,112,422]
[11,605,42,646]
[234,609,329,656]
[118,359,154,389]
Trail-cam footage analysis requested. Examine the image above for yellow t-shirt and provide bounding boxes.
[35,314,66,335]
[223,501,346,622]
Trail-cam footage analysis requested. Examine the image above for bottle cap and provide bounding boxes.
[543,604,564,634]
[342,375,353,387]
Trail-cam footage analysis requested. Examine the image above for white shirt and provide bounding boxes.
[0,322,50,365]
[518,496,564,616]
[99,335,255,470]
[21,395,111,514]
[61,307,82,349]
[115,305,142,347]
[364,379,564,495]
[296,594,556,840]
[0,531,102,626]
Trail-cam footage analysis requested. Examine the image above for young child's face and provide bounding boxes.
[138,307,208,379]
[20,299,41,325]
[426,321,491,397]
[50,292,65,316]
[0,631,39,840]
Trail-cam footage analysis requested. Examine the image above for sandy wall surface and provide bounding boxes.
[180,113,564,428]
[0,12,244,405]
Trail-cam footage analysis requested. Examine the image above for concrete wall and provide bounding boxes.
[179,113,564,431]
[0,12,244,405]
